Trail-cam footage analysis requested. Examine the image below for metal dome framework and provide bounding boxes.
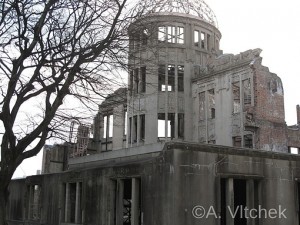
[150,0,218,27]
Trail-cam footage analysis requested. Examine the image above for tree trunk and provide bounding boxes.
[0,185,9,225]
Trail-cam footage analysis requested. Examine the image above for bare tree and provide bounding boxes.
[0,0,151,223]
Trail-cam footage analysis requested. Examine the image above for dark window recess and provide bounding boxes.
[129,117,132,143]
[134,68,139,94]
[201,32,205,49]
[168,113,175,138]
[232,82,241,113]
[123,179,132,225]
[133,116,137,142]
[178,65,184,92]
[141,67,146,93]
[220,179,226,225]
[178,113,184,138]
[199,92,205,120]
[28,185,41,220]
[244,134,253,148]
[141,29,149,45]
[211,108,215,119]
[158,65,165,91]
[233,136,241,147]
[140,114,145,140]
[168,65,175,92]
[65,182,82,223]
[243,79,251,106]
[208,89,215,119]
[69,183,76,223]
[234,179,247,225]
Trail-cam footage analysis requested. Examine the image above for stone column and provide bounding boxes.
[131,178,140,225]
[226,178,234,225]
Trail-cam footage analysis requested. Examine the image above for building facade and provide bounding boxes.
[7,0,300,225]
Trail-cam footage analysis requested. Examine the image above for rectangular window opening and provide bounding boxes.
[158,26,166,42]
[234,179,247,225]
[133,116,137,142]
[28,185,41,220]
[158,113,165,138]
[199,92,205,121]
[243,79,252,107]
[232,82,241,113]
[244,134,253,148]
[158,65,165,91]
[290,147,299,154]
[140,114,145,141]
[65,182,82,224]
[124,110,127,136]
[177,27,184,44]
[141,67,146,93]
[207,34,210,50]
[201,32,205,49]
[134,68,139,94]
[109,115,114,138]
[233,136,241,147]
[178,113,184,139]
[167,26,176,43]
[103,116,107,138]
[168,113,175,138]
[129,117,132,143]
[178,65,184,92]
[194,30,199,46]
[168,65,175,92]
[117,178,141,225]
[208,89,215,119]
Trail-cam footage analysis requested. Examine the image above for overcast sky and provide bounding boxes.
[13,0,300,178]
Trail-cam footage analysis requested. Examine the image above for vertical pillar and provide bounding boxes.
[226,178,234,225]
[116,179,124,225]
[165,64,169,139]
[131,178,140,225]
[65,183,70,222]
[28,185,33,219]
[247,180,255,225]
[75,182,81,224]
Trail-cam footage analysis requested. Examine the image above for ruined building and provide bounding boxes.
[7,0,300,225]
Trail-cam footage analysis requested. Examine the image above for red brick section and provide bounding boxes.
[252,63,287,151]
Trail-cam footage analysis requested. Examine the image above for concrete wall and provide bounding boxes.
[8,142,300,225]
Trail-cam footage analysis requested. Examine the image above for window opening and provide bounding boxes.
[201,32,205,49]
[194,30,199,46]
[233,136,242,147]
[244,134,253,148]
[168,65,175,92]
[141,67,146,93]
[199,92,205,121]
[178,65,184,92]
[140,114,145,141]
[158,65,165,91]
[232,82,241,113]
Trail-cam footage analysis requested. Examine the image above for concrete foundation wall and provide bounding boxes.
[8,143,300,225]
